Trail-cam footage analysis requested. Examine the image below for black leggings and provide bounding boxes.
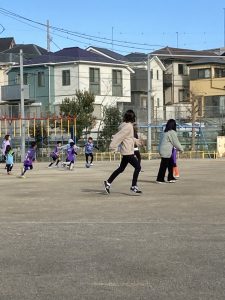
[134,150,141,165]
[156,156,174,182]
[6,164,13,173]
[85,153,93,163]
[107,154,141,187]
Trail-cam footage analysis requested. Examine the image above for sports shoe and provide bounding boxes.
[130,186,142,194]
[90,163,93,166]
[104,181,110,194]
[156,180,166,184]
[168,180,176,183]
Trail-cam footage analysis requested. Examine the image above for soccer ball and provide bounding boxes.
[86,163,90,168]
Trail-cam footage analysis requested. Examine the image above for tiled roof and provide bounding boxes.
[187,57,225,66]
[3,44,48,59]
[150,46,216,61]
[87,46,128,61]
[0,37,15,52]
[125,52,148,62]
[23,47,123,66]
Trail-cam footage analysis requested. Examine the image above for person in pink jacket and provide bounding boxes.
[104,110,142,194]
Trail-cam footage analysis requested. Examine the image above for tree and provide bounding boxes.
[99,106,122,151]
[60,90,96,140]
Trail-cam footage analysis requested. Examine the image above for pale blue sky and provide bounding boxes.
[0,0,225,54]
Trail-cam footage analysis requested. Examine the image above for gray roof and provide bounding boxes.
[3,44,48,59]
[187,57,225,66]
[150,46,216,61]
[87,46,128,61]
[125,52,148,62]
[22,47,123,66]
[0,37,15,52]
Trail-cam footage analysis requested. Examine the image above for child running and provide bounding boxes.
[48,141,62,168]
[156,119,183,183]
[2,134,11,169]
[5,145,14,175]
[84,137,99,166]
[62,141,77,170]
[20,141,37,178]
[104,109,142,194]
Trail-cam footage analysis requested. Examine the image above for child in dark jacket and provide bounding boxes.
[48,141,62,168]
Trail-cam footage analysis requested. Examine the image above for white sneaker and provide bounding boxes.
[156,181,166,184]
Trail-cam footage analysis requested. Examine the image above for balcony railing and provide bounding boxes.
[1,84,30,101]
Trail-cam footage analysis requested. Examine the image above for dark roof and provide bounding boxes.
[87,46,128,61]
[0,37,15,52]
[23,47,123,66]
[125,52,148,62]
[187,57,225,66]
[3,44,48,59]
[150,46,216,61]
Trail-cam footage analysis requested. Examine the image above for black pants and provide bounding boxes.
[134,150,141,165]
[107,154,141,187]
[156,157,174,182]
[6,164,13,173]
[85,153,93,163]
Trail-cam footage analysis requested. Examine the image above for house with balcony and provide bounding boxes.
[2,47,133,132]
[188,57,225,119]
[150,47,216,121]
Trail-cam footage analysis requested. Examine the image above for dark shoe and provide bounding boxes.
[104,181,110,194]
[130,186,142,194]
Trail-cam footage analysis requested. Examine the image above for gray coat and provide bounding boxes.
[159,130,183,158]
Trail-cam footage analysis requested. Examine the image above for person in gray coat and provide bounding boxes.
[156,119,183,183]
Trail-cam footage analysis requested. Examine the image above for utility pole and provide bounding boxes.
[147,54,152,152]
[20,49,25,162]
[176,32,179,48]
[47,20,51,52]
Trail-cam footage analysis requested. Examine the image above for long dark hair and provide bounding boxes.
[5,145,11,154]
[164,119,177,132]
[123,110,136,123]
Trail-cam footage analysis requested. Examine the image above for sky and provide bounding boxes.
[0,0,225,55]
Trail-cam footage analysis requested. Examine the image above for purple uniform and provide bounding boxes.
[67,146,76,163]
[51,145,60,159]
[24,147,36,169]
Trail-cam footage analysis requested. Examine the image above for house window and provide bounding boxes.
[156,70,159,80]
[15,73,28,84]
[62,70,70,86]
[215,68,225,78]
[150,69,153,79]
[179,89,189,102]
[112,70,122,97]
[190,68,211,80]
[38,71,45,87]
[140,96,147,109]
[89,68,100,95]
[24,73,28,85]
[178,64,188,75]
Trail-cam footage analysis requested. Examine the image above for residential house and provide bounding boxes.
[150,47,216,121]
[188,57,225,119]
[2,47,133,135]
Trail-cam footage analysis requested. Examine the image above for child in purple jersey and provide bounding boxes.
[62,141,77,170]
[48,141,62,168]
[20,141,37,178]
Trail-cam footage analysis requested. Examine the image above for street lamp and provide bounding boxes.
[147,53,152,152]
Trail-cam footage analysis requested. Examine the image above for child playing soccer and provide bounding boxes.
[84,137,99,166]
[5,145,14,175]
[62,141,77,170]
[48,141,62,168]
[20,141,37,178]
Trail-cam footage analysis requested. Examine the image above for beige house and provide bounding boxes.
[188,57,225,118]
